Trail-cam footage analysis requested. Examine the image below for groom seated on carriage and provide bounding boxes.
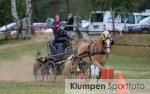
[50,22,71,55]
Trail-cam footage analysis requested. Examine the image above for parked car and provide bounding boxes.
[0,22,53,36]
[0,23,17,35]
[128,16,150,33]
[33,23,53,34]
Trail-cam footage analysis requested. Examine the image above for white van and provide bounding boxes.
[88,11,150,34]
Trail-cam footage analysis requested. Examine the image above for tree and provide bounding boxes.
[0,0,12,26]
[65,0,72,13]
[25,0,32,36]
[11,0,21,30]
[11,0,32,39]
[138,0,150,12]
[31,0,38,21]
[0,0,26,26]
[72,0,94,19]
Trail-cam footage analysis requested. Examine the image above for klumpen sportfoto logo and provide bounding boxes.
[65,79,150,94]
[69,82,144,91]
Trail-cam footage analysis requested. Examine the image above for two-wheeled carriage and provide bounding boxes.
[33,37,92,82]
[33,37,73,82]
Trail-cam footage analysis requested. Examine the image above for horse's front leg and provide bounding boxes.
[93,60,103,79]
[83,62,90,79]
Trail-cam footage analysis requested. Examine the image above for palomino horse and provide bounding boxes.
[63,30,114,79]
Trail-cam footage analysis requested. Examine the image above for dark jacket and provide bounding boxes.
[54,28,70,43]
[65,16,74,31]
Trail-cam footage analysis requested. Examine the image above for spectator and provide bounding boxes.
[46,17,54,27]
[65,13,74,31]
[53,15,61,32]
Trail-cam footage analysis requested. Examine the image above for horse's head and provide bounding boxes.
[101,31,114,54]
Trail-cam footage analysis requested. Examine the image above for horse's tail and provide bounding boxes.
[63,55,74,76]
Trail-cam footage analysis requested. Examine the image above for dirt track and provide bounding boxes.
[0,55,66,83]
[0,55,35,82]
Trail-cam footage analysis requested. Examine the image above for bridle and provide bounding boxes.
[101,31,114,48]
[102,37,114,49]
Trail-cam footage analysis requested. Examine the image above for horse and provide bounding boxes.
[63,30,114,79]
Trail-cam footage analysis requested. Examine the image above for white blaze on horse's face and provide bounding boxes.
[102,31,111,54]
[105,39,111,54]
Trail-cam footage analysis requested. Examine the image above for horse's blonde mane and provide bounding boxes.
[101,31,111,39]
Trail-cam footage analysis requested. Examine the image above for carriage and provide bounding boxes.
[33,37,91,82]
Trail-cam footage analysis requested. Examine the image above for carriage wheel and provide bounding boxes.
[33,62,45,81]
[46,61,57,83]
[69,61,91,80]
[35,67,45,81]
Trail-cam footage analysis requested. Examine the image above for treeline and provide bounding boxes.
[0,0,150,26]
[0,0,26,26]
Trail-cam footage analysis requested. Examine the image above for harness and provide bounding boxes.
[74,40,106,61]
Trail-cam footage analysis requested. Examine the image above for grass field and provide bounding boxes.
[0,83,64,94]
[0,33,150,94]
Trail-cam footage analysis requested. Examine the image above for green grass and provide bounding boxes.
[0,34,53,61]
[107,55,150,79]
[112,34,150,58]
[0,43,42,60]
[0,83,64,94]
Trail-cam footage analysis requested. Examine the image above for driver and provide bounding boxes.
[53,22,70,54]
[54,22,70,43]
